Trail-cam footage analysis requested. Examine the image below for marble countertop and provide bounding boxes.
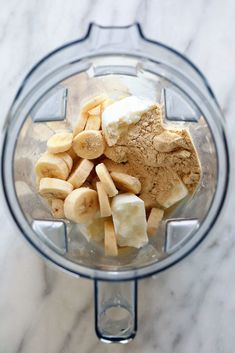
[1,0,235,352]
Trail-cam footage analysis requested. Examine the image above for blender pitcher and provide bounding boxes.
[0,24,229,343]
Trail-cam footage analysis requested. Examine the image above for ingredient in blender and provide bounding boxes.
[95,163,118,197]
[147,208,164,236]
[72,130,105,159]
[51,199,65,219]
[102,96,156,146]
[35,94,201,256]
[47,132,73,153]
[104,218,118,256]
[111,193,148,248]
[64,187,99,223]
[35,153,70,180]
[73,95,107,136]
[39,177,73,199]
[96,181,112,217]
[67,159,94,188]
[110,172,141,194]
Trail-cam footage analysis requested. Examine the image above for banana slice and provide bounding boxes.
[39,178,73,199]
[72,130,105,159]
[147,208,164,236]
[73,112,88,137]
[85,115,101,130]
[95,163,118,197]
[156,176,188,208]
[153,131,185,152]
[35,153,69,180]
[88,105,101,115]
[101,98,114,111]
[56,152,73,172]
[111,172,141,194]
[64,187,99,223]
[104,218,118,256]
[51,199,65,218]
[81,94,107,113]
[68,159,94,188]
[96,181,112,217]
[73,95,106,136]
[47,132,73,154]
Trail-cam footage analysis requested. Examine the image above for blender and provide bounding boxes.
[0,24,229,343]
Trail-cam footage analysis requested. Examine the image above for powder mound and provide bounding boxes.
[103,105,201,204]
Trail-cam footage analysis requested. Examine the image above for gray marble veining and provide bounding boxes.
[1,0,235,352]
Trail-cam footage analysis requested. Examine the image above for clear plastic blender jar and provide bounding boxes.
[0,24,229,343]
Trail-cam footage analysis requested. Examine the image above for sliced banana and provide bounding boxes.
[156,176,188,208]
[153,131,185,152]
[85,115,101,130]
[72,130,105,159]
[147,208,164,236]
[88,105,101,115]
[35,153,69,180]
[64,187,99,223]
[73,112,88,137]
[104,218,118,256]
[111,172,141,194]
[39,178,73,199]
[101,98,114,111]
[56,152,73,172]
[96,181,112,217]
[104,145,128,163]
[68,159,94,188]
[81,94,107,113]
[47,132,73,154]
[95,163,118,197]
[51,199,65,218]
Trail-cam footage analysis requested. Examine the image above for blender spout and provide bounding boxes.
[94,279,138,343]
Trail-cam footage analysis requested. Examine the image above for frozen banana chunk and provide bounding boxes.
[73,130,105,159]
[85,115,101,131]
[68,159,94,188]
[156,176,188,208]
[96,163,118,197]
[47,132,73,154]
[56,152,73,172]
[35,153,69,180]
[64,187,99,223]
[111,172,141,194]
[104,218,118,256]
[39,178,73,199]
[51,199,65,218]
[147,208,164,236]
[111,193,148,248]
[73,95,107,137]
[96,181,112,217]
[153,131,185,152]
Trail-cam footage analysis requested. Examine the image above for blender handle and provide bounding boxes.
[94,279,138,343]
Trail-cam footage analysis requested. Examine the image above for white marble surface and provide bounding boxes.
[1,0,235,352]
